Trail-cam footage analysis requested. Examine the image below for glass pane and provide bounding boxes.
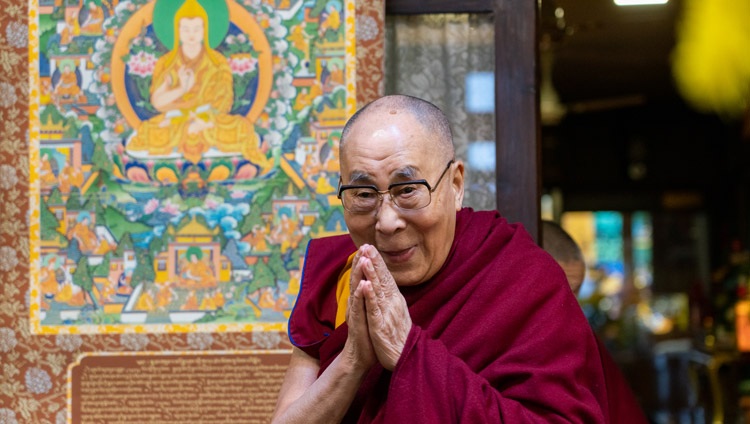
[561,211,665,348]
[385,14,496,211]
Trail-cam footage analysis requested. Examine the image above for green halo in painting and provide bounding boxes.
[152,0,230,50]
[185,246,204,260]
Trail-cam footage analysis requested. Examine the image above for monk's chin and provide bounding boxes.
[390,267,430,287]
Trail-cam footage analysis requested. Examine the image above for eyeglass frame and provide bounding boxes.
[337,160,455,213]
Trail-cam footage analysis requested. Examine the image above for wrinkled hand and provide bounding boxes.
[357,244,412,371]
[342,249,377,372]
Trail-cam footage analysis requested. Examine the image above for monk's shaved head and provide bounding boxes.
[341,94,455,161]
[541,220,586,295]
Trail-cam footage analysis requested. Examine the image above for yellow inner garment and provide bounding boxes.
[334,253,356,328]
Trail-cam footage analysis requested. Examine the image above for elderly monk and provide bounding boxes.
[541,219,649,423]
[272,95,643,423]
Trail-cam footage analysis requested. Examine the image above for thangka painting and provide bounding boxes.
[28,0,355,334]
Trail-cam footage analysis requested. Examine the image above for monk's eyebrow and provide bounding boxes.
[346,166,420,185]
[392,166,419,180]
[347,170,375,185]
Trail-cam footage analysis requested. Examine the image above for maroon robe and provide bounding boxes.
[289,208,647,423]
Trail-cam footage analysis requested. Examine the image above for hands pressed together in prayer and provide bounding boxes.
[344,244,412,371]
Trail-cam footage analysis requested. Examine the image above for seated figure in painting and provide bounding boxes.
[156,283,175,311]
[55,280,87,307]
[67,212,100,253]
[258,287,276,309]
[116,271,133,295]
[199,292,216,310]
[212,288,225,310]
[178,246,216,289]
[318,4,341,37]
[135,287,156,311]
[181,289,199,310]
[79,0,104,36]
[59,11,79,47]
[57,163,84,194]
[53,60,82,103]
[315,171,336,194]
[245,224,270,252]
[40,255,62,298]
[272,212,303,254]
[39,153,59,187]
[127,0,271,178]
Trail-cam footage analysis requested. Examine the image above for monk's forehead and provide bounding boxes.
[350,107,427,141]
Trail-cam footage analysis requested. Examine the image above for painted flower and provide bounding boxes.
[236,33,247,44]
[0,165,18,190]
[55,334,83,352]
[120,333,149,351]
[0,246,18,272]
[56,410,66,424]
[229,55,258,76]
[0,328,17,352]
[356,15,379,42]
[144,198,160,215]
[127,51,157,78]
[159,200,180,216]
[252,331,281,349]
[0,408,18,424]
[187,333,213,350]
[25,367,53,394]
[230,190,247,199]
[0,82,17,108]
[5,21,27,49]
[204,198,219,210]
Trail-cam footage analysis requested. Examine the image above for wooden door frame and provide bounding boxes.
[385,0,541,241]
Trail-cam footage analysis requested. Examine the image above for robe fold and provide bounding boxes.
[289,208,647,423]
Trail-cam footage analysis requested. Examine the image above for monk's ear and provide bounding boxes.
[451,160,465,210]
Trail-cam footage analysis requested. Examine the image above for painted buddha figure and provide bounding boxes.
[178,247,216,288]
[127,0,270,176]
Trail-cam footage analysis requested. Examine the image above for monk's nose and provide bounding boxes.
[374,197,405,235]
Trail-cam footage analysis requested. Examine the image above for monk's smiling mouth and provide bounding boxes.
[380,246,415,263]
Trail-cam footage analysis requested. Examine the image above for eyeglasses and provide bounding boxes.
[337,160,454,214]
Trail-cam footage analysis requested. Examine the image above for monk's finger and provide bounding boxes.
[347,279,366,324]
[361,246,396,300]
[349,250,366,294]
[360,280,384,327]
